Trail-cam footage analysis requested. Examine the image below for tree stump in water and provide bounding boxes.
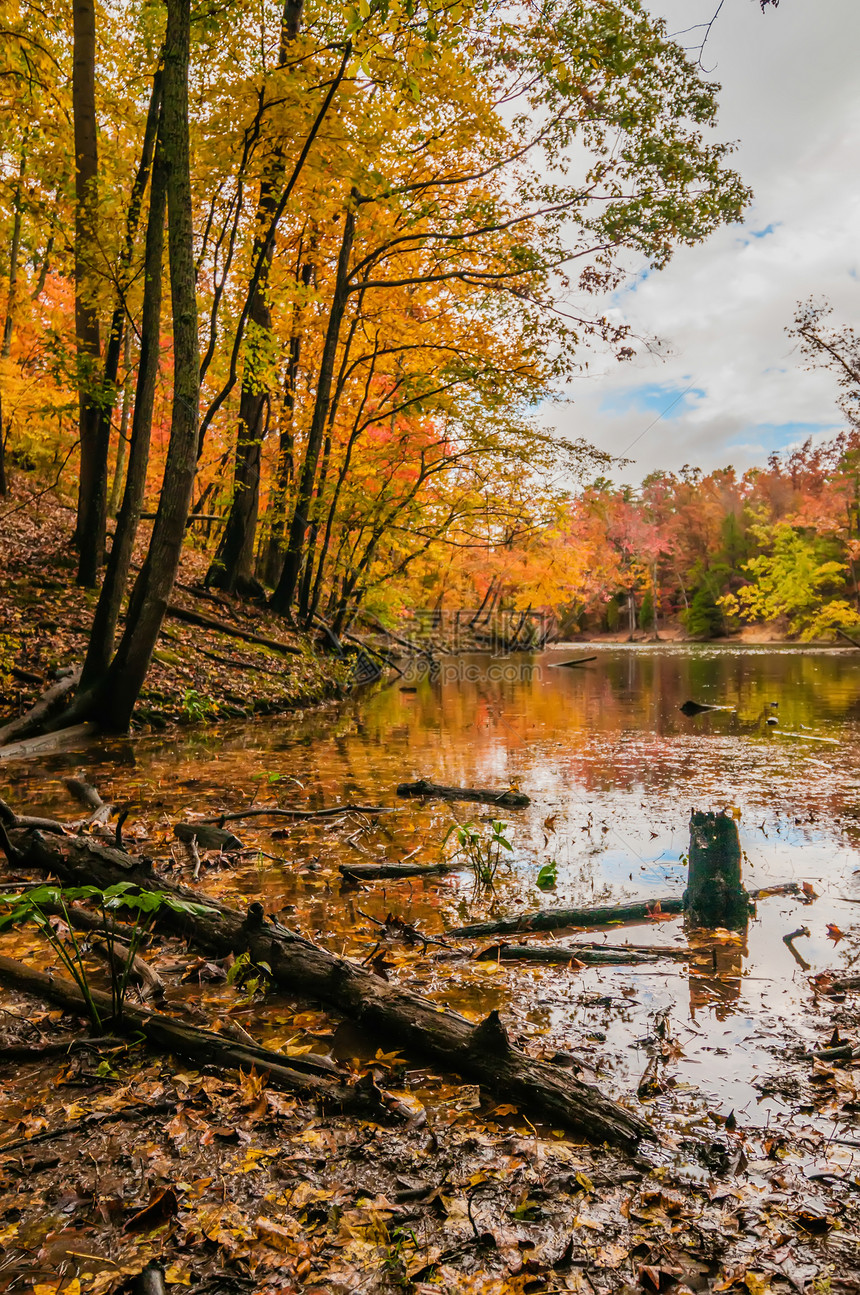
[684,811,750,929]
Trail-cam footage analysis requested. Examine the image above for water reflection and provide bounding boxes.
[4,644,860,1123]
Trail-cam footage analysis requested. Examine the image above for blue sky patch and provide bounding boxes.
[600,382,705,419]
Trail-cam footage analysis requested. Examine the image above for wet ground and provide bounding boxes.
[2,645,860,1292]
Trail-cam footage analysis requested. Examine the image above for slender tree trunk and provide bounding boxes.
[93,0,197,732]
[77,68,162,587]
[81,95,168,691]
[72,0,103,554]
[2,138,26,356]
[206,2,304,595]
[107,328,133,518]
[259,256,314,585]
[271,202,356,615]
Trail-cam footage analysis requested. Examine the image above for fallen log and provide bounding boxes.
[340,861,460,882]
[203,803,398,824]
[449,898,685,939]
[0,722,100,763]
[397,779,531,809]
[679,700,733,716]
[0,797,67,836]
[6,828,652,1148]
[474,943,665,966]
[0,669,81,747]
[550,656,598,669]
[0,953,398,1117]
[449,884,794,940]
[173,821,244,852]
[165,604,304,656]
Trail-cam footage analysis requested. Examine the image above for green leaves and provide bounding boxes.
[536,860,558,891]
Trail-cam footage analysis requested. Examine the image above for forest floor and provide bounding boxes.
[0,796,859,1295]
[0,485,348,735]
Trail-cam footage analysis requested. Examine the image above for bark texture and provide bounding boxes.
[93,0,198,732]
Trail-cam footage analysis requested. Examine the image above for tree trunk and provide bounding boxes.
[107,328,133,518]
[2,136,26,357]
[80,90,168,690]
[684,811,750,929]
[9,829,652,1149]
[77,67,162,588]
[72,0,103,557]
[91,0,198,732]
[271,203,356,615]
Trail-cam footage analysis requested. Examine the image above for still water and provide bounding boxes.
[5,644,860,1135]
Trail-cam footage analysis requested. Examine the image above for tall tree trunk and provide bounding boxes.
[92,0,197,732]
[271,202,356,615]
[0,140,24,497]
[206,1,304,595]
[259,256,314,585]
[81,94,168,691]
[2,137,26,356]
[72,0,103,556]
[77,68,162,587]
[107,328,133,518]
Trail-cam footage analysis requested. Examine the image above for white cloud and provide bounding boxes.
[546,0,860,482]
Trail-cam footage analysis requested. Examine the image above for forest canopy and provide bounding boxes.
[0,0,800,730]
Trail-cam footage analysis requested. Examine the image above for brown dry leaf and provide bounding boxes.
[255,1214,301,1252]
[124,1186,179,1233]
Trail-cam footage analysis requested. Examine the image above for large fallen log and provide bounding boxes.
[397,779,531,809]
[0,953,398,1118]
[0,722,100,763]
[449,898,685,939]
[474,943,667,966]
[6,828,651,1148]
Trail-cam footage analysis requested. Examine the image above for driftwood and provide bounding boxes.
[449,898,685,939]
[0,722,100,762]
[0,669,81,747]
[0,797,67,836]
[450,883,799,941]
[203,803,398,824]
[397,779,531,809]
[165,604,304,656]
[63,775,113,825]
[7,828,652,1148]
[679,700,734,716]
[340,861,459,882]
[551,656,598,669]
[173,821,244,852]
[0,953,398,1117]
[474,943,666,966]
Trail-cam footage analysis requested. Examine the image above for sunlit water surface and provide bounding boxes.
[6,644,860,1139]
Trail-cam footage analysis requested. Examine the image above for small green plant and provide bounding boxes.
[536,860,558,890]
[0,883,214,1028]
[182,688,215,721]
[443,818,512,887]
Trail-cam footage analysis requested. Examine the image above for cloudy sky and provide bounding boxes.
[548,0,860,484]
